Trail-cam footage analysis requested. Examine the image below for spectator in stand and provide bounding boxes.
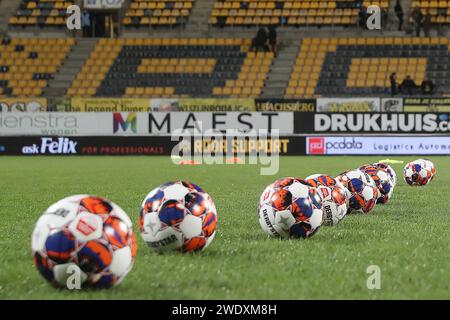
[403,9,414,34]
[82,10,91,37]
[267,25,277,56]
[1,33,11,45]
[412,7,423,36]
[421,78,434,95]
[250,27,269,52]
[394,0,404,31]
[400,75,417,95]
[423,13,432,37]
[381,8,388,29]
[389,72,398,96]
[358,6,368,29]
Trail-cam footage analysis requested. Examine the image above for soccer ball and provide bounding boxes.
[258,177,323,239]
[31,195,137,288]
[418,158,436,181]
[336,170,379,214]
[359,164,395,204]
[139,181,218,253]
[403,159,435,186]
[423,159,436,180]
[373,162,397,188]
[304,174,349,226]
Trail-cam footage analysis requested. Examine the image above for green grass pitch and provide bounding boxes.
[0,156,448,299]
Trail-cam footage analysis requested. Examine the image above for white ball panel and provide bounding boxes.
[110,247,132,277]
[179,215,203,239]
[361,186,374,201]
[287,182,309,199]
[309,208,323,230]
[163,183,189,201]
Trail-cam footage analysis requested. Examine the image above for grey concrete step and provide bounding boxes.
[268,75,291,83]
[262,38,300,98]
[0,0,21,32]
[46,38,98,98]
[184,0,217,32]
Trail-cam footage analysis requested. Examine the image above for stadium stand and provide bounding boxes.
[285,37,450,98]
[9,0,72,27]
[412,0,450,24]
[123,0,195,27]
[0,38,74,97]
[67,38,273,97]
[209,0,389,27]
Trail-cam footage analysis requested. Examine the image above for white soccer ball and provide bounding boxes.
[139,181,218,252]
[359,164,395,204]
[403,159,435,186]
[373,162,397,188]
[258,177,323,239]
[304,174,349,226]
[336,170,379,214]
[31,195,137,288]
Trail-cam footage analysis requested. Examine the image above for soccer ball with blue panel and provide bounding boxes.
[403,159,435,186]
[304,174,349,226]
[31,195,137,288]
[139,181,218,253]
[336,170,379,214]
[359,164,395,204]
[258,177,323,239]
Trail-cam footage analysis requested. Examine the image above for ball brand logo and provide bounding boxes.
[262,208,278,236]
[47,208,70,218]
[319,187,330,199]
[22,137,78,154]
[324,204,333,221]
[148,234,178,248]
[308,137,325,155]
[76,216,98,236]
[113,112,137,134]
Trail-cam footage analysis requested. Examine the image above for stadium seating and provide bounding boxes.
[412,0,450,24]
[67,38,273,98]
[123,0,195,26]
[9,0,72,27]
[209,0,389,26]
[286,37,450,98]
[0,38,74,97]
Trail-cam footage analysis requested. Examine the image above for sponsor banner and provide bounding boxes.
[178,98,256,112]
[0,112,293,136]
[317,98,381,112]
[294,113,450,134]
[148,112,293,134]
[189,136,305,155]
[84,0,124,9]
[0,112,148,136]
[0,98,47,112]
[255,99,316,112]
[53,97,72,112]
[381,98,403,112]
[403,97,450,112]
[70,98,151,112]
[307,136,450,155]
[0,136,172,155]
[150,98,256,112]
[0,136,306,156]
[0,112,108,136]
